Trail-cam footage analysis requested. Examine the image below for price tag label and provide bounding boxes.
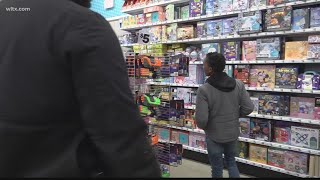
[137,29,150,44]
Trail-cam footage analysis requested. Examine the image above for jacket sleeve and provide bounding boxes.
[195,87,209,129]
[239,82,254,117]
[59,11,161,177]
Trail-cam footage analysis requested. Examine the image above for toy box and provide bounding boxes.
[189,0,206,17]
[233,0,248,11]
[166,23,178,41]
[315,97,320,120]
[177,26,195,40]
[150,26,162,43]
[217,0,233,13]
[242,41,257,61]
[275,66,299,89]
[268,0,288,5]
[296,71,320,90]
[181,5,190,19]
[222,17,239,36]
[137,14,146,25]
[206,0,218,15]
[197,21,207,38]
[238,10,262,34]
[265,6,292,31]
[162,25,168,42]
[256,37,281,60]
[284,151,309,175]
[267,148,286,168]
[290,97,315,120]
[251,97,259,114]
[189,132,207,150]
[248,0,266,9]
[234,65,250,85]
[239,118,251,138]
[171,130,180,143]
[250,118,272,141]
[179,131,189,145]
[222,42,240,61]
[175,6,181,20]
[285,41,308,60]
[258,94,290,116]
[183,65,205,84]
[274,127,291,144]
[201,43,221,60]
[237,142,249,159]
[310,7,320,28]
[158,128,170,142]
[292,8,310,31]
[249,144,268,164]
[249,65,276,88]
[165,4,175,21]
[225,65,234,77]
[152,12,166,23]
[176,88,193,106]
[308,35,320,44]
[308,44,320,59]
[144,5,164,14]
[207,20,223,37]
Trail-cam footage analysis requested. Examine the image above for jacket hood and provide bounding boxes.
[206,72,236,92]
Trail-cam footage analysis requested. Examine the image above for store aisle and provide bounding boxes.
[170,159,252,178]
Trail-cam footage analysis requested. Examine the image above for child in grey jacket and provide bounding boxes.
[195,52,254,178]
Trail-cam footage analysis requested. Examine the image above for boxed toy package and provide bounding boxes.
[258,94,290,116]
[201,43,221,60]
[177,26,195,40]
[292,8,310,31]
[176,88,193,106]
[217,0,233,13]
[251,97,259,114]
[233,0,248,11]
[310,7,320,28]
[222,17,239,36]
[267,148,286,168]
[275,66,299,89]
[274,127,291,144]
[284,151,309,174]
[239,118,251,138]
[189,132,207,150]
[291,126,319,150]
[308,44,320,60]
[207,20,223,37]
[166,23,178,41]
[179,131,189,145]
[206,0,218,15]
[165,4,175,21]
[285,41,308,60]
[296,71,320,90]
[222,42,240,61]
[248,0,266,9]
[181,5,190,19]
[250,118,272,141]
[249,65,276,88]
[237,141,249,159]
[265,6,292,31]
[315,97,320,120]
[234,65,250,85]
[150,26,162,43]
[290,96,315,119]
[158,128,170,142]
[249,144,268,164]
[189,0,206,17]
[308,35,320,44]
[256,37,281,60]
[242,41,257,61]
[171,130,180,143]
[197,21,207,38]
[267,0,288,6]
[238,11,262,34]
[225,65,234,77]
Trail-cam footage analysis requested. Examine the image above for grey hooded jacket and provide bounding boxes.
[195,73,254,143]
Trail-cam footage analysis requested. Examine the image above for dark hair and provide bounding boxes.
[205,52,226,73]
[70,0,92,8]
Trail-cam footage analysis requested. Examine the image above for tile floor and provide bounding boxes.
[170,159,252,178]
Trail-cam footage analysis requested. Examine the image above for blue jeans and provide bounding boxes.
[206,137,240,178]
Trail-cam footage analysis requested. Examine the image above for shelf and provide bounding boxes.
[120,27,320,47]
[121,0,189,15]
[154,123,320,155]
[248,114,320,125]
[121,0,320,30]
[158,139,313,178]
[226,60,320,64]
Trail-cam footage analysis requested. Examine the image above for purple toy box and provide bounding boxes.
[296,71,320,90]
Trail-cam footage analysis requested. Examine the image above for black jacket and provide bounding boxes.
[0,0,160,177]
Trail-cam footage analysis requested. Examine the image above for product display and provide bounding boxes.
[268,148,285,168]
[292,8,310,31]
[242,41,257,61]
[256,38,281,60]
[284,41,308,60]
[238,11,262,34]
[275,66,299,89]
[249,65,276,88]
[264,6,292,31]
[249,144,268,164]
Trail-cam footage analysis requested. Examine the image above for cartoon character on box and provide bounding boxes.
[250,118,271,141]
[274,127,291,144]
[242,41,257,61]
[275,66,299,89]
[189,0,205,17]
[284,151,308,175]
[237,142,249,158]
[249,144,268,164]
[239,118,250,138]
[290,97,315,119]
[267,148,285,168]
[308,44,320,59]
[265,6,292,31]
[250,65,276,88]
[296,71,320,90]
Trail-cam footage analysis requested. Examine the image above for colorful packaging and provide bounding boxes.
[265,6,292,31]
[166,23,178,41]
[275,66,299,89]
[249,144,268,164]
[181,5,190,19]
[242,41,257,61]
[290,96,315,119]
[251,97,259,114]
[222,42,240,61]
[201,43,221,60]
[224,65,234,77]
[250,118,272,141]
[268,0,287,5]
[222,17,239,36]
[179,131,189,145]
[171,130,180,143]
[162,25,168,42]
[256,37,281,60]
[292,8,310,31]
[217,0,233,13]
[285,41,308,60]
[238,11,262,34]
[137,14,146,25]
[189,0,206,17]
[310,7,320,28]
[189,132,207,150]
[176,88,193,106]
[249,65,276,88]
[296,71,320,90]
[237,142,249,159]
[284,151,308,175]
[177,26,195,40]
[291,126,320,150]
[258,94,290,116]
[165,4,175,21]
[274,127,291,144]
[248,0,266,9]
[207,20,223,37]
[150,26,162,43]
[197,21,207,38]
[308,35,320,44]
[158,128,170,142]
[234,65,250,85]
[308,44,320,60]
[206,0,218,15]
[267,148,286,168]
[239,118,251,138]
[233,0,248,11]
[314,97,320,120]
